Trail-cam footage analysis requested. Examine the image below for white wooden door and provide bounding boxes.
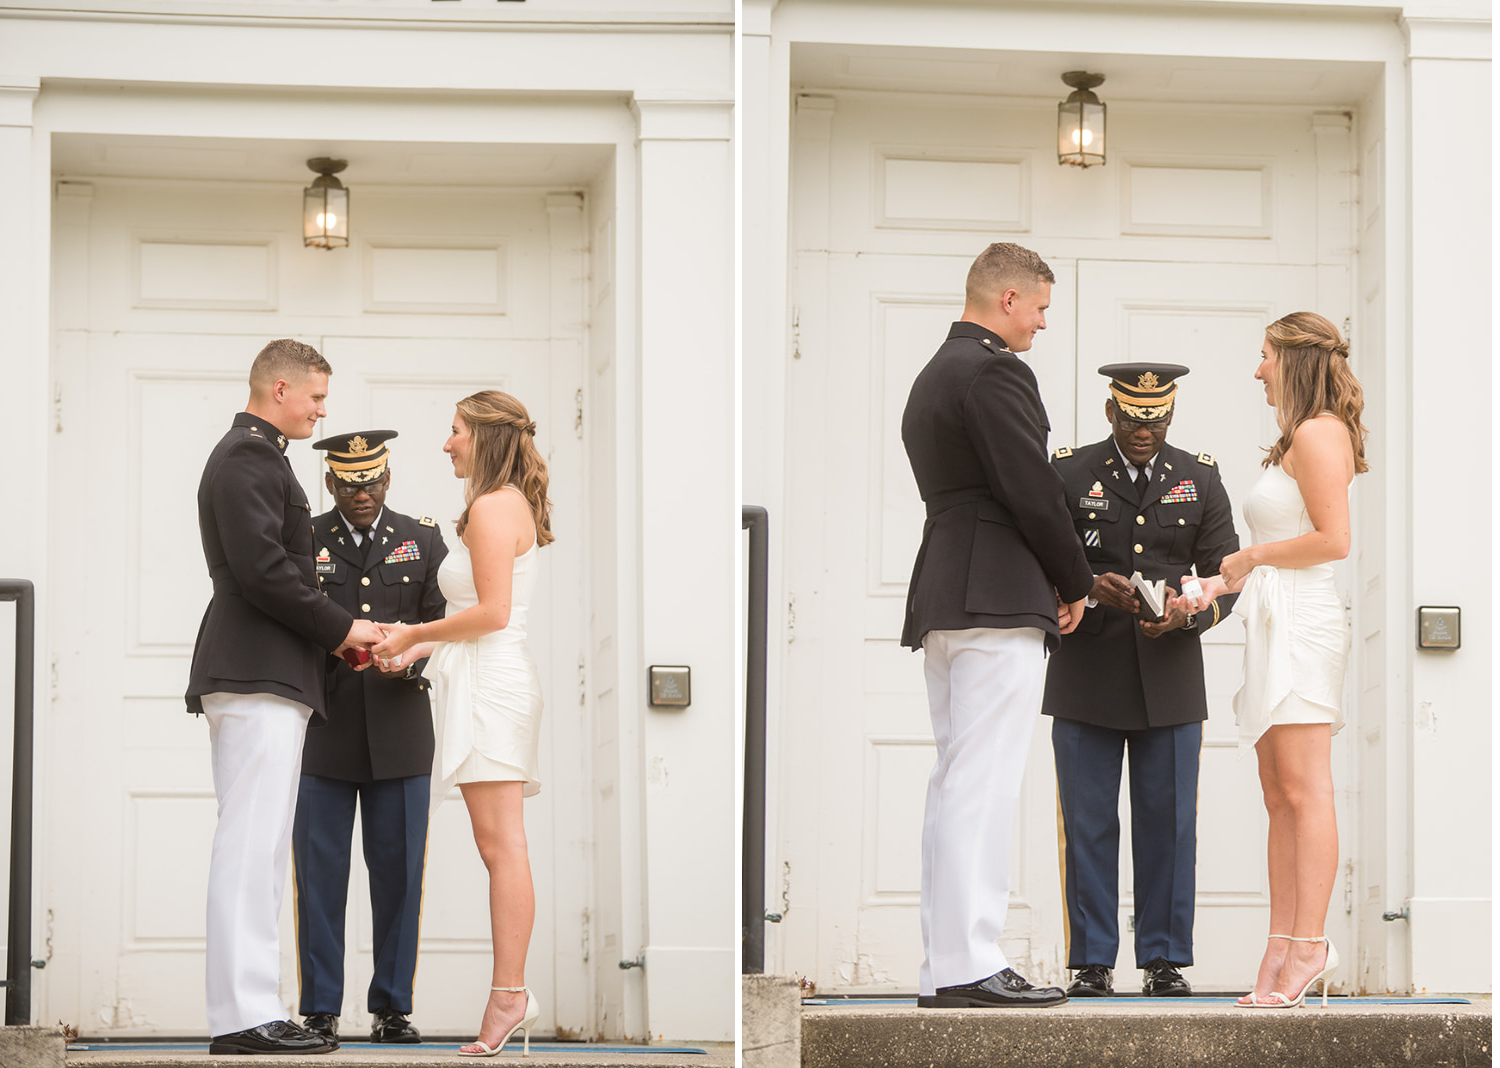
[1071,259,1353,992]
[51,327,582,1035]
[779,89,1355,994]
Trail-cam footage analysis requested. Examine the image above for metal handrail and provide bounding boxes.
[0,580,34,1025]
[741,508,768,974]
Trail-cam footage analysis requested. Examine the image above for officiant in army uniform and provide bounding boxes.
[1042,364,1239,999]
[293,430,448,1045]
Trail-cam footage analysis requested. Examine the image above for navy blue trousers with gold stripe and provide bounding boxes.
[292,773,429,1015]
[1052,719,1200,970]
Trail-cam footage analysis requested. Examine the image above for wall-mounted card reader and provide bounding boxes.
[1417,606,1460,650]
[649,665,691,708]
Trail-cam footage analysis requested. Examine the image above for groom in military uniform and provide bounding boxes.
[1042,364,1239,998]
[293,430,448,1044]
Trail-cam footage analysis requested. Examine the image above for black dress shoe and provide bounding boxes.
[371,1008,422,1044]
[208,1020,336,1055]
[1142,959,1192,997]
[302,1013,339,1041]
[1065,964,1113,997]
[917,968,1068,1008]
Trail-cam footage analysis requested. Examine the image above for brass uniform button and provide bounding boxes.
[1133,543,1143,554]
[402,576,410,583]
[1088,512,1096,520]
[1135,516,1145,526]
[1178,518,1186,526]
[361,577,371,586]
[361,603,371,613]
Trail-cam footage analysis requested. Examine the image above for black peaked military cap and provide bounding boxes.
[1098,363,1190,423]
[312,429,398,483]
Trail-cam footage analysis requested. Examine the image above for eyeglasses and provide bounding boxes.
[334,477,388,498]
[1117,417,1168,434]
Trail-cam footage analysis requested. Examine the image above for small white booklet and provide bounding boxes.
[1129,571,1166,622]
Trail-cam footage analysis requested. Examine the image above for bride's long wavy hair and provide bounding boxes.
[1262,311,1369,474]
[454,390,555,546]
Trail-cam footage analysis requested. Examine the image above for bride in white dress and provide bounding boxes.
[1180,312,1367,1009]
[372,390,551,1055]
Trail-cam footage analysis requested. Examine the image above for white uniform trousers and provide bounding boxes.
[201,691,312,1036]
[918,627,1046,994]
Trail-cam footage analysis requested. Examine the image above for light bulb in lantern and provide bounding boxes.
[1071,127,1094,148]
[317,212,338,229]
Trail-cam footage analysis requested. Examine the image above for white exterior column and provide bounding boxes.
[0,76,44,1016]
[1402,10,1490,993]
[632,96,735,1041]
[0,79,42,595]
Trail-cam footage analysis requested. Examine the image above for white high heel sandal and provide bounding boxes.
[1236,934,1292,1007]
[1246,936,1338,1008]
[458,986,541,1057]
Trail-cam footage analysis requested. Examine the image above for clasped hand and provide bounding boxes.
[336,619,415,676]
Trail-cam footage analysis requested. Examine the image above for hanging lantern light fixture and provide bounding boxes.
[1057,72,1107,168]
[303,158,350,249]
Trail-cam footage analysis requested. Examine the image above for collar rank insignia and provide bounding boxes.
[384,539,421,564]
[1088,480,1104,498]
[1159,480,1198,504]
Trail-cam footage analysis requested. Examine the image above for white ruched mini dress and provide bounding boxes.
[1231,463,1350,748]
[423,497,543,811]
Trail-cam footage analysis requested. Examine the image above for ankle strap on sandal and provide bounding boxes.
[1281,936,1328,943]
[491,985,527,992]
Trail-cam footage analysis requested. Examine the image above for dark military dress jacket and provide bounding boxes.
[303,507,448,782]
[902,322,1095,652]
[186,413,354,719]
[1041,438,1240,730]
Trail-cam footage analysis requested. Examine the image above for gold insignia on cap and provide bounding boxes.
[348,435,369,455]
[1138,371,1160,391]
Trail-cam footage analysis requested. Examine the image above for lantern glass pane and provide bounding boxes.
[1057,100,1083,160]
[1081,100,1106,165]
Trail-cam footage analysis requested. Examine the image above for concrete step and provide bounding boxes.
[801,998,1492,1068]
[60,1040,732,1068]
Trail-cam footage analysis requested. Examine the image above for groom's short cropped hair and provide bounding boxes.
[965,242,1055,305]
[249,338,333,393]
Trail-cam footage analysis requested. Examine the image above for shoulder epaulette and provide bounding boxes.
[418,515,437,527]
[1196,452,1216,467]
[1053,446,1074,459]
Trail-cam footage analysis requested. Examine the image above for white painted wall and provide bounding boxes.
[0,3,734,1042]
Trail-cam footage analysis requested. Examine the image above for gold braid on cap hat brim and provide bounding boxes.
[326,450,390,483]
[1110,384,1176,422]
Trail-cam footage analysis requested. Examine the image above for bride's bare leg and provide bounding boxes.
[1242,737,1295,1003]
[1264,725,1337,1001]
[460,781,533,1052]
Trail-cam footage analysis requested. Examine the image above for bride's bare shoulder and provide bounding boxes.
[468,486,530,525]
[1291,413,1349,447]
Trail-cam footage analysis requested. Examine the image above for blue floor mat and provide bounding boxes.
[67,1042,708,1054]
[803,996,1471,1007]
